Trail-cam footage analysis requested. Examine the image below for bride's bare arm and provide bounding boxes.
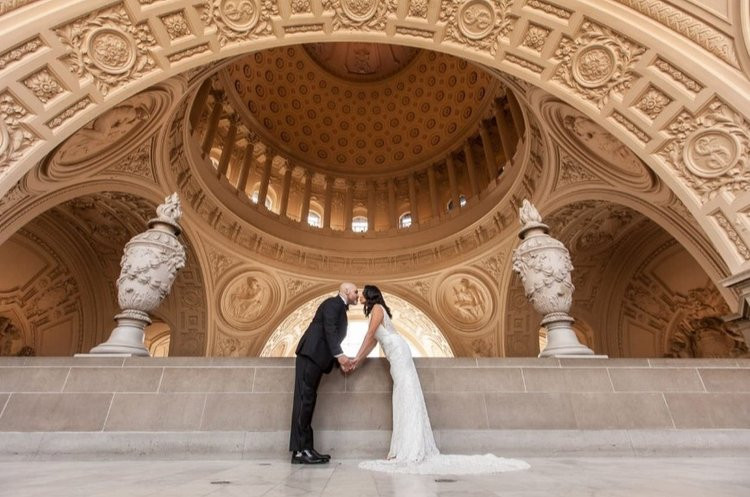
[354,305,384,364]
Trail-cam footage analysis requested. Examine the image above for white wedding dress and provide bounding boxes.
[358,305,530,475]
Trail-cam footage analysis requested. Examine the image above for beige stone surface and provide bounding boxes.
[0,393,111,431]
[522,368,612,392]
[104,393,205,431]
[63,367,163,393]
[159,367,255,393]
[0,367,69,392]
[609,368,705,392]
[485,393,577,429]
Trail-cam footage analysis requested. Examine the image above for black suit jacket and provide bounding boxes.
[295,296,348,373]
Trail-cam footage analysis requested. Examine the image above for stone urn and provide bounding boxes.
[512,199,594,357]
[90,193,186,356]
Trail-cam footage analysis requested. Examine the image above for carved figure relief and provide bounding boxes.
[219,270,280,328]
[436,273,492,329]
[0,316,24,355]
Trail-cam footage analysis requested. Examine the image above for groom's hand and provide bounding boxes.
[337,355,353,373]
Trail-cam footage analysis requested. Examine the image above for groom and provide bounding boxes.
[289,282,358,464]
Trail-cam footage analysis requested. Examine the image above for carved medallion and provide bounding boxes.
[219,0,261,31]
[457,0,495,40]
[683,129,740,178]
[219,270,281,329]
[435,272,493,331]
[572,44,615,88]
[341,0,379,22]
[87,28,136,75]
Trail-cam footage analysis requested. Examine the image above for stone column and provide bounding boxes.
[236,139,255,194]
[408,173,420,226]
[387,178,397,229]
[344,179,354,231]
[89,194,186,356]
[279,165,293,218]
[507,90,525,138]
[479,121,497,182]
[446,154,460,210]
[427,166,440,219]
[367,180,376,230]
[323,175,334,229]
[300,170,313,224]
[464,141,480,198]
[494,99,516,162]
[216,115,239,178]
[512,200,596,357]
[189,79,212,131]
[257,147,273,208]
[201,92,224,157]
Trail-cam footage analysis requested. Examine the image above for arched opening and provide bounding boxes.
[260,291,453,358]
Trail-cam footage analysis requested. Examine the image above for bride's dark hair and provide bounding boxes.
[362,284,392,319]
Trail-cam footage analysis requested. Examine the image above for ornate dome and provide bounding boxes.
[219,44,502,175]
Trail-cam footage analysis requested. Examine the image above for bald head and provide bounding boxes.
[339,282,358,305]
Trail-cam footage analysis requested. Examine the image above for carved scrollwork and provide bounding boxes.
[55,5,156,95]
[660,100,750,201]
[440,0,512,55]
[554,22,645,108]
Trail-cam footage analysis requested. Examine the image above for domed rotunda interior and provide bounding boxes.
[0,31,747,361]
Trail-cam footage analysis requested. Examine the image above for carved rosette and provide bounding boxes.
[201,0,276,46]
[553,22,645,108]
[0,93,36,177]
[55,5,156,95]
[90,194,186,356]
[324,0,395,31]
[660,100,750,201]
[440,0,512,55]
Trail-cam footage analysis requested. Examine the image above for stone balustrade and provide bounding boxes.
[0,357,748,459]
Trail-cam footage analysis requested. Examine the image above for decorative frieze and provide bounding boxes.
[167,43,210,63]
[614,0,739,68]
[0,37,43,71]
[525,0,571,20]
[611,111,649,143]
[713,211,750,261]
[55,4,157,95]
[505,53,543,73]
[652,57,702,94]
[554,22,645,109]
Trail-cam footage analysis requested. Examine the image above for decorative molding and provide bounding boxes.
[167,43,210,63]
[714,211,750,261]
[103,139,155,181]
[325,0,395,31]
[45,96,92,129]
[525,0,571,20]
[0,0,38,16]
[614,0,739,68]
[521,23,550,53]
[611,111,649,143]
[506,53,544,73]
[200,0,277,46]
[652,57,703,94]
[161,11,192,40]
[0,37,44,71]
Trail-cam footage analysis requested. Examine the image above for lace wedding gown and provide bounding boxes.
[358,306,530,475]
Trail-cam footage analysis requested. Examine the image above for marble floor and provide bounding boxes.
[1,457,748,497]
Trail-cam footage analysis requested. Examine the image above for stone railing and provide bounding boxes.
[0,357,748,459]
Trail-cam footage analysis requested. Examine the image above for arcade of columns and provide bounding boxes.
[0,0,749,360]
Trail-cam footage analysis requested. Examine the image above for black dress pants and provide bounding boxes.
[289,354,324,451]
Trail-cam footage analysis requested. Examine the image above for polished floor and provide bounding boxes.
[1,457,748,497]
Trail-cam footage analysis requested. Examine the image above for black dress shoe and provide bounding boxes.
[291,449,327,464]
[310,448,330,461]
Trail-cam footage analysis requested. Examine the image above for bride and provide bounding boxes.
[351,285,529,475]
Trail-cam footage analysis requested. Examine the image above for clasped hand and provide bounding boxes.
[338,356,359,374]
